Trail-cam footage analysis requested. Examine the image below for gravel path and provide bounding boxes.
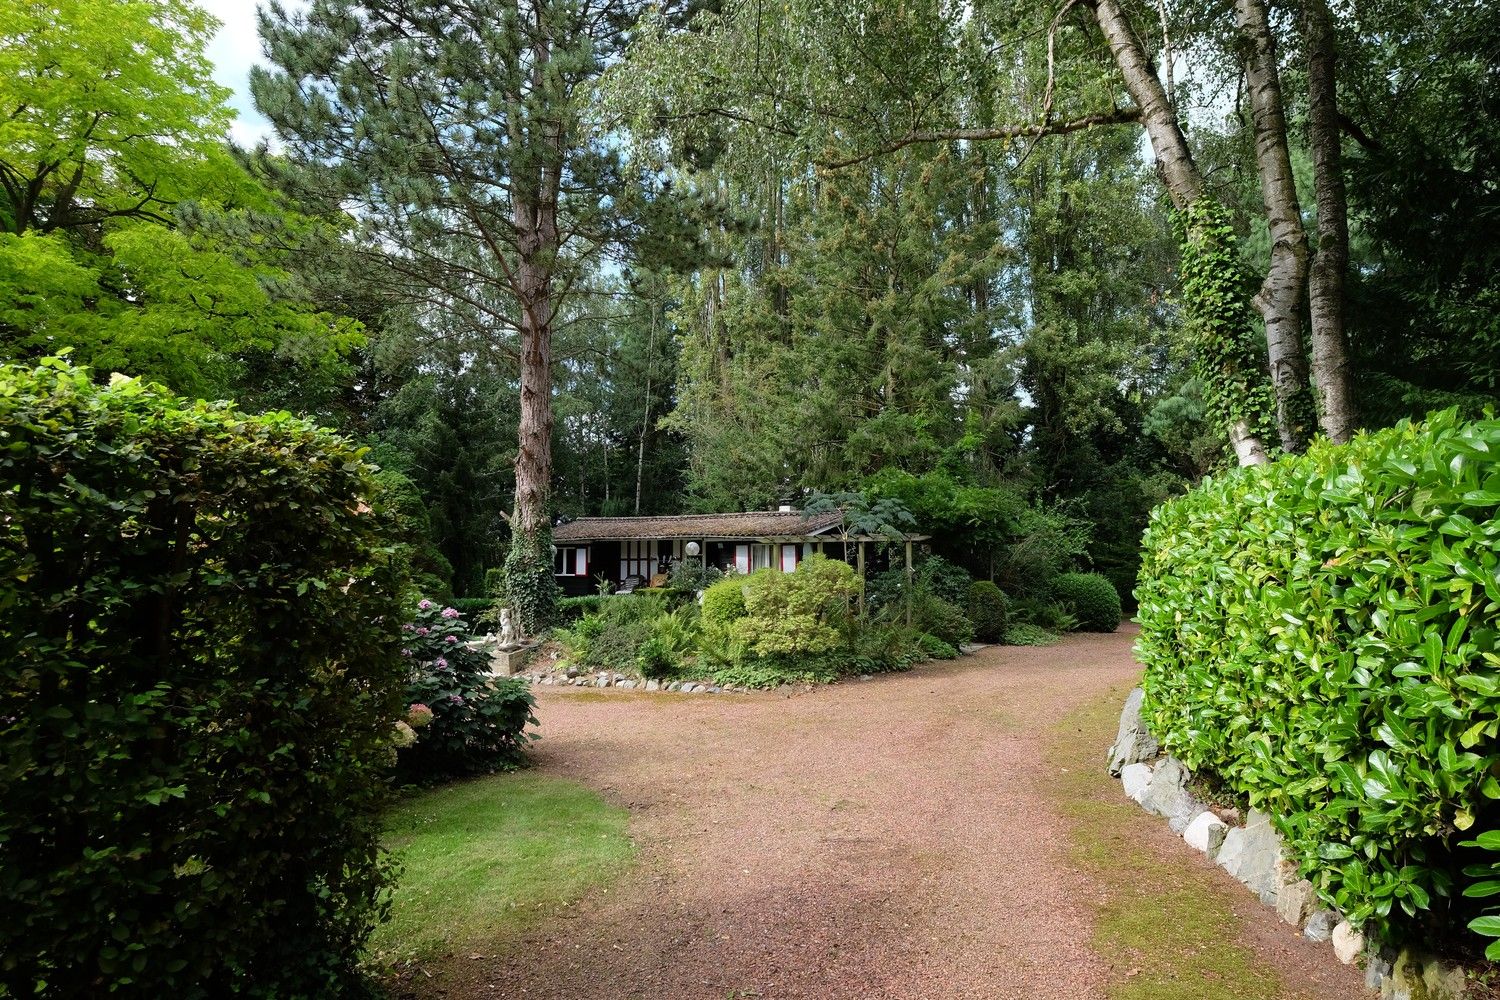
[410,629,1367,999]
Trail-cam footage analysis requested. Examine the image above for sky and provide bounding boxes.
[196,0,292,148]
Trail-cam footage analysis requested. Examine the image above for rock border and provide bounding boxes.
[1108,687,1471,1000]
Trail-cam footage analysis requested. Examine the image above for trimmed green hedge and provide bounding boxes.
[1051,572,1122,632]
[966,581,1009,643]
[1136,410,1500,939]
[0,360,407,996]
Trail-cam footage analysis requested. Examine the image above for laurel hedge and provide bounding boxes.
[1136,409,1500,941]
[0,360,407,997]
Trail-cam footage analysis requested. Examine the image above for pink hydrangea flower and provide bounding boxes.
[433,657,448,669]
[441,607,460,619]
[444,635,457,644]
[415,626,429,636]
[400,648,412,658]
[418,599,433,611]
[448,694,464,704]
[407,703,434,728]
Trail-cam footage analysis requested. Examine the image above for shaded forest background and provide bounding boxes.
[1,0,1495,602]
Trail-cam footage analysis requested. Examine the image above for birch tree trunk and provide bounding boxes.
[1089,0,1270,465]
[1236,0,1314,453]
[1304,0,1357,443]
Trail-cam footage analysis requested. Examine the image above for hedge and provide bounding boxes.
[1051,572,1122,632]
[1136,409,1500,941]
[966,580,1009,643]
[0,360,407,997]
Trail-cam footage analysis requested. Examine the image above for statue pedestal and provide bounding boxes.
[488,640,539,676]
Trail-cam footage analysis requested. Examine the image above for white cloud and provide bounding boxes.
[195,0,304,148]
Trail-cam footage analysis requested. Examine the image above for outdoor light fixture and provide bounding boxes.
[685,541,701,557]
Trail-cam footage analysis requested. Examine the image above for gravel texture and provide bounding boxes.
[395,627,1366,1000]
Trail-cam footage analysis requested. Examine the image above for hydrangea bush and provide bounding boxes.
[396,600,536,780]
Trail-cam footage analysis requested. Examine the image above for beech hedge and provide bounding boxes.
[1136,410,1500,940]
[0,360,407,997]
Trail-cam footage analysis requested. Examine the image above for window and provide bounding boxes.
[620,540,654,581]
[780,544,798,573]
[752,543,773,570]
[734,544,751,574]
[554,546,588,577]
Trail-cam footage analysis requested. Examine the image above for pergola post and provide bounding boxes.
[856,538,866,618]
[904,538,914,628]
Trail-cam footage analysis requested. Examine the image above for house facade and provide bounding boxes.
[550,507,917,597]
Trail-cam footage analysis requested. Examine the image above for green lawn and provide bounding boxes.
[368,771,634,966]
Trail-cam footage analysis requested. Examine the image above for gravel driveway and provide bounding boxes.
[408,628,1367,1000]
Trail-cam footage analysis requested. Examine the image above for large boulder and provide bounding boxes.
[1121,762,1153,802]
[1216,809,1283,905]
[1107,687,1160,776]
[1138,757,1203,833]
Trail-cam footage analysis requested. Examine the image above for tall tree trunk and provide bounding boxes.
[1089,0,1271,465]
[1236,0,1314,453]
[635,302,656,515]
[1089,0,1202,211]
[504,10,561,632]
[1304,0,1356,443]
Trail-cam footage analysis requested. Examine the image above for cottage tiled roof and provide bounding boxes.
[553,509,846,541]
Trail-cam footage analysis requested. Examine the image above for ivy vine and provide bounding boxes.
[1175,199,1279,455]
[502,520,561,635]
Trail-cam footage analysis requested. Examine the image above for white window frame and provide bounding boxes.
[555,545,589,577]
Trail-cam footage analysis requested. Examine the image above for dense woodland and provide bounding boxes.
[2,0,1495,604]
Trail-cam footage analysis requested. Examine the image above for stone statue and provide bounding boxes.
[498,606,521,648]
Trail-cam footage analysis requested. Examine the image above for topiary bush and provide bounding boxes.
[732,557,859,659]
[1136,409,1500,943]
[1050,572,1122,632]
[398,600,536,780]
[700,574,750,625]
[966,581,1009,643]
[0,360,406,997]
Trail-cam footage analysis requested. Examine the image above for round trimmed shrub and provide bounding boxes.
[701,574,751,624]
[0,360,406,997]
[1050,572,1122,632]
[966,581,1009,642]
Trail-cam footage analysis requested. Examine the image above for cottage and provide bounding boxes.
[551,506,926,597]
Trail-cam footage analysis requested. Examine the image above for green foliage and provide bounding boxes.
[1136,410,1500,942]
[1050,572,1123,633]
[1003,623,1063,647]
[904,591,975,647]
[449,597,496,624]
[710,658,839,688]
[398,601,536,780]
[563,594,671,674]
[0,359,405,997]
[1462,831,1500,960]
[701,574,751,625]
[557,595,606,624]
[0,2,364,403]
[916,633,960,660]
[1009,596,1079,633]
[966,581,1010,643]
[731,558,860,658]
[1174,199,1280,453]
[484,567,507,597]
[668,556,723,593]
[501,524,561,635]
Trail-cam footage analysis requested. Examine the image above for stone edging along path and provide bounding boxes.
[1108,687,1474,1000]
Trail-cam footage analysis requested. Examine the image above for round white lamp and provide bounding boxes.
[685,541,701,557]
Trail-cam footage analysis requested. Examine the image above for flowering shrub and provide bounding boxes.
[396,600,536,780]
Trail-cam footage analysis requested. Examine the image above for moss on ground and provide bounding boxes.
[369,771,634,966]
[1049,689,1315,1000]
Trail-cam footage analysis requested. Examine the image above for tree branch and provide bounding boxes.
[814,107,1142,171]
